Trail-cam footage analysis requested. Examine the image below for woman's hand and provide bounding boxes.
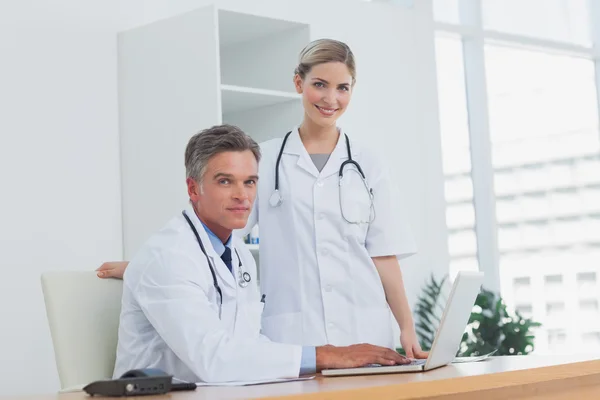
[96,261,129,280]
[400,329,429,359]
[372,256,428,359]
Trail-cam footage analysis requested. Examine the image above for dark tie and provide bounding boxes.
[220,247,233,274]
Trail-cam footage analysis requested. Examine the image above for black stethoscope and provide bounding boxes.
[182,211,251,314]
[268,131,375,224]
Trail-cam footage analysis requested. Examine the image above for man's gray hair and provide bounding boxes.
[185,124,261,182]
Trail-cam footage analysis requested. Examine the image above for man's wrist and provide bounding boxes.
[315,345,334,371]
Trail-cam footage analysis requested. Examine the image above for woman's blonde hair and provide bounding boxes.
[294,39,356,85]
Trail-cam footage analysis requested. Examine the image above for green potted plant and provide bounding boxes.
[408,274,541,357]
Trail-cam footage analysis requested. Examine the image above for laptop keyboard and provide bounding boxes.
[367,359,426,368]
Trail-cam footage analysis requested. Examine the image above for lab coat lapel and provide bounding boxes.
[184,206,236,290]
[318,129,359,180]
[282,128,319,178]
[207,249,237,291]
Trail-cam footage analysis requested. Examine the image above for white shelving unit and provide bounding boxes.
[218,10,308,144]
[217,10,309,92]
[119,6,309,258]
[221,85,300,115]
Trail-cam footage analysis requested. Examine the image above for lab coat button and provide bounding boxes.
[318,213,325,220]
[317,180,324,187]
[321,248,329,256]
[325,285,332,292]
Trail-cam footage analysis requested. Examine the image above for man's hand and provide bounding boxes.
[96,261,129,279]
[316,344,410,371]
[400,329,429,359]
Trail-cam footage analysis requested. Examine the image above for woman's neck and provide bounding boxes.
[298,118,339,154]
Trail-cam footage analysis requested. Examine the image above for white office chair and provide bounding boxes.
[41,271,123,390]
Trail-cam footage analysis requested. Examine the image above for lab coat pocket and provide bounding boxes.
[241,302,264,338]
[342,199,371,245]
[340,174,372,243]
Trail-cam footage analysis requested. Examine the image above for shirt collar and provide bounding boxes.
[199,220,232,257]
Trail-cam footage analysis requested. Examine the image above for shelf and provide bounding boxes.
[218,11,310,93]
[218,10,307,47]
[246,244,259,252]
[221,84,300,115]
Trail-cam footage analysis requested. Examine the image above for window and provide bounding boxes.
[482,0,591,46]
[485,44,600,352]
[579,299,599,312]
[433,0,460,24]
[512,275,532,303]
[577,272,597,286]
[435,0,600,355]
[544,275,563,285]
[546,302,566,316]
[547,329,567,346]
[547,329,568,353]
[577,269,599,298]
[513,276,531,287]
[485,46,599,171]
[515,303,533,317]
[435,35,480,278]
[581,332,600,351]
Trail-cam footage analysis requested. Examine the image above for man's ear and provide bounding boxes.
[187,177,201,202]
[293,74,303,94]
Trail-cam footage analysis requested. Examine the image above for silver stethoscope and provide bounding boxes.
[182,211,251,314]
[268,131,376,224]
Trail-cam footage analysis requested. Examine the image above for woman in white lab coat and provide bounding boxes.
[98,39,427,359]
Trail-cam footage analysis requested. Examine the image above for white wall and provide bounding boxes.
[0,0,122,395]
[0,0,447,396]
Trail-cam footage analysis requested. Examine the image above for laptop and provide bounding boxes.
[322,271,484,377]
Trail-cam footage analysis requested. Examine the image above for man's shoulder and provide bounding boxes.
[145,213,193,256]
[125,213,198,280]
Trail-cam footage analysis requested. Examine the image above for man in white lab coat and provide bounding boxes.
[113,124,408,383]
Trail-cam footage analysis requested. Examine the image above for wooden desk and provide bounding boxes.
[11,355,600,400]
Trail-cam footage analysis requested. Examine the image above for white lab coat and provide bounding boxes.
[114,205,302,383]
[246,127,417,349]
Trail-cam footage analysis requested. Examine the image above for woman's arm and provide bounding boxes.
[96,261,129,279]
[372,255,428,359]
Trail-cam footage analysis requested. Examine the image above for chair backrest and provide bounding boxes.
[41,271,123,389]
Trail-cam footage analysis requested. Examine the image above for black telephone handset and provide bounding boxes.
[83,368,196,397]
[119,368,167,378]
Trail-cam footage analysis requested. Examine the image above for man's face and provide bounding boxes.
[187,150,258,241]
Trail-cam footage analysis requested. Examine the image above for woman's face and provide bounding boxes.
[294,62,353,129]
